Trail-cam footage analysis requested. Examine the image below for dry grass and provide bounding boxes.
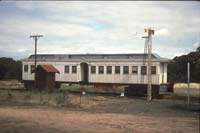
[0,80,24,89]
[0,95,199,133]
[173,83,200,97]
[60,84,124,94]
[0,90,109,109]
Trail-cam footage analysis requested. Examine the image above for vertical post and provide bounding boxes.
[30,35,43,103]
[142,28,154,101]
[34,37,37,89]
[147,31,152,101]
[187,62,190,106]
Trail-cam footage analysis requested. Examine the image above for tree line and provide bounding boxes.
[0,57,22,80]
[0,46,199,83]
[168,46,200,83]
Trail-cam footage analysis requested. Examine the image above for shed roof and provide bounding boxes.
[39,64,60,73]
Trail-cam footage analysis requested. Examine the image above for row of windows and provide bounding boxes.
[64,66,77,73]
[24,65,35,72]
[24,65,77,74]
[24,65,156,75]
[90,66,156,75]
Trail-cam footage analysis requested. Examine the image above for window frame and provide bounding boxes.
[141,66,147,75]
[30,65,35,73]
[64,65,70,73]
[72,66,77,74]
[151,66,156,75]
[123,66,129,74]
[132,66,138,74]
[106,66,112,74]
[91,66,96,74]
[98,66,104,74]
[115,66,120,74]
[24,65,28,72]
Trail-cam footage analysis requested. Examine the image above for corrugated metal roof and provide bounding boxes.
[40,64,60,73]
[22,53,170,62]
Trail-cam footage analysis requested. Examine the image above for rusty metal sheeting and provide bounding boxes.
[40,64,60,73]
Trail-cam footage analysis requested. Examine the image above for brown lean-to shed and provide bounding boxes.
[36,64,59,90]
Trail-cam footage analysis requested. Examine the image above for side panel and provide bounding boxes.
[53,62,80,82]
[88,61,160,85]
[22,61,80,82]
[22,61,163,85]
[22,63,34,81]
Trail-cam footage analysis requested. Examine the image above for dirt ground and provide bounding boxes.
[0,94,199,133]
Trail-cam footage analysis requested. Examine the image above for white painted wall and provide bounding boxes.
[22,61,167,85]
[88,61,160,84]
[22,61,81,82]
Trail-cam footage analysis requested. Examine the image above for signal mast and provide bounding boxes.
[142,28,154,101]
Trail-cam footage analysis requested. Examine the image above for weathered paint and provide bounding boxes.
[22,61,167,85]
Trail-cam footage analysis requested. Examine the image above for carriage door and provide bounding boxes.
[80,63,88,83]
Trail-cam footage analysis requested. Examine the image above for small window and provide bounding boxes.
[31,65,35,73]
[98,66,104,74]
[141,66,147,75]
[72,66,77,73]
[24,65,28,72]
[91,66,96,74]
[65,65,69,73]
[123,66,129,74]
[132,66,138,74]
[115,66,120,74]
[106,66,112,74]
[152,66,156,74]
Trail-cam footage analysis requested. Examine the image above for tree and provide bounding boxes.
[197,46,200,53]
[168,47,200,83]
[0,57,22,80]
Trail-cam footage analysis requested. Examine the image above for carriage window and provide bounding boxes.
[107,66,112,74]
[115,66,120,74]
[132,66,138,74]
[98,66,104,74]
[31,65,35,73]
[24,65,28,72]
[72,66,77,73]
[65,65,69,73]
[91,66,96,74]
[123,66,129,74]
[141,66,147,75]
[152,66,156,74]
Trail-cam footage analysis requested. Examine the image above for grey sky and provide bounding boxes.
[0,1,199,60]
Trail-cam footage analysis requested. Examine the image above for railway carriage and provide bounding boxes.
[22,53,169,95]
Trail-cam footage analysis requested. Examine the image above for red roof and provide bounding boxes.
[40,64,60,73]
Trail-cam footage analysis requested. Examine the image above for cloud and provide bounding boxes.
[0,1,199,60]
[155,28,171,37]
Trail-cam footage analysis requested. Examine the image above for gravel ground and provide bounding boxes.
[0,95,199,133]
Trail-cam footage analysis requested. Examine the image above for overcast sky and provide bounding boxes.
[0,1,199,60]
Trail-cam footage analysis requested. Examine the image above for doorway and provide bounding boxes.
[80,63,88,83]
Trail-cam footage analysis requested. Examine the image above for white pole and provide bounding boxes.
[187,62,190,106]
